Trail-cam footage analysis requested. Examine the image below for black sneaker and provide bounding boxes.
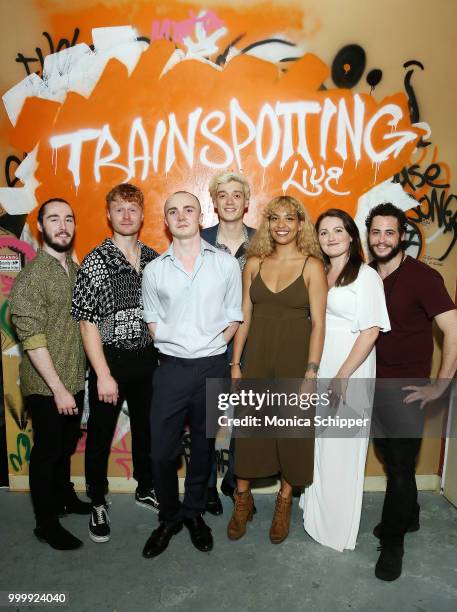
[88,504,110,543]
[135,487,159,513]
[375,543,404,581]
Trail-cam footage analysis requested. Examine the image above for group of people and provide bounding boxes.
[9,171,457,583]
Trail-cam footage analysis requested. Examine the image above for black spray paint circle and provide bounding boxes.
[367,69,383,88]
[331,44,366,88]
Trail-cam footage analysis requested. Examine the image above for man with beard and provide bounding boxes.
[72,184,159,543]
[366,202,457,581]
[10,198,89,550]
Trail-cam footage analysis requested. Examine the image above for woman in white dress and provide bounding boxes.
[300,208,390,551]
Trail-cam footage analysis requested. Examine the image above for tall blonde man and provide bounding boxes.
[201,172,256,514]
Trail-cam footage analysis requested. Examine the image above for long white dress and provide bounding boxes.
[299,263,390,551]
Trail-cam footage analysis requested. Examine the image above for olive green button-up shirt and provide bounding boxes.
[9,249,86,397]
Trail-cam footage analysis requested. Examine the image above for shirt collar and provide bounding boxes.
[37,247,73,268]
[160,239,217,261]
[215,223,250,248]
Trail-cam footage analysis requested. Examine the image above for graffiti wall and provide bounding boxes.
[1,0,456,487]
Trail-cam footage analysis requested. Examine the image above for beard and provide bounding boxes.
[368,239,403,264]
[42,227,75,253]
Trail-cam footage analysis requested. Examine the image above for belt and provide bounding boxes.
[104,344,155,357]
[158,352,227,366]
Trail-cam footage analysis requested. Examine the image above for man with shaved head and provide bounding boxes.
[141,190,242,558]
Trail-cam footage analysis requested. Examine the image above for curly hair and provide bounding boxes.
[247,196,322,260]
[365,202,407,235]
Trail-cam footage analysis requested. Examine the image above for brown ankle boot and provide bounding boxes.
[227,489,254,540]
[269,492,292,544]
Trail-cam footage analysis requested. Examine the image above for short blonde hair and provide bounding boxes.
[247,195,322,260]
[208,172,251,203]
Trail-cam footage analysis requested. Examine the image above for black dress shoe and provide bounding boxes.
[34,522,83,550]
[221,480,257,514]
[142,521,183,559]
[375,542,404,581]
[205,487,223,516]
[373,519,420,539]
[183,516,213,552]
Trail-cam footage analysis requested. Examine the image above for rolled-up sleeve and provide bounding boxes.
[9,273,48,350]
[142,262,160,323]
[224,258,243,323]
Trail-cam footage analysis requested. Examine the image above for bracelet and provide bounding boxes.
[229,362,241,367]
[305,362,319,373]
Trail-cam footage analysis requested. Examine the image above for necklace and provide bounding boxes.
[133,243,141,271]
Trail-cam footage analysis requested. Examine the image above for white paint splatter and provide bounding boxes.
[0,147,40,215]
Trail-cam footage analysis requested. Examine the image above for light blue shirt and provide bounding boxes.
[142,239,242,358]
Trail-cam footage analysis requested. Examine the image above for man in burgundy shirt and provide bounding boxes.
[367,202,457,582]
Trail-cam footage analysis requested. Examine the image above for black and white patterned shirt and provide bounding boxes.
[72,238,159,349]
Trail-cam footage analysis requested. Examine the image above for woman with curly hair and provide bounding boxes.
[227,195,327,544]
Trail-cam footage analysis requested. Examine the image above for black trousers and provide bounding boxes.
[150,353,228,523]
[207,437,236,489]
[374,437,422,544]
[372,382,424,544]
[207,343,239,490]
[27,391,84,526]
[85,344,157,505]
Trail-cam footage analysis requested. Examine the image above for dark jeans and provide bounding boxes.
[27,391,84,526]
[151,353,228,523]
[372,381,424,545]
[85,344,157,505]
[374,437,422,544]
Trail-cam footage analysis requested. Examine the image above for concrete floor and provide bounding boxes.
[0,489,456,612]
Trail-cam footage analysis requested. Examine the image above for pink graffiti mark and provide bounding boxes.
[0,237,36,262]
[75,430,87,454]
[111,434,133,479]
[1,275,15,296]
[151,10,224,43]
[114,458,132,479]
[75,429,132,478]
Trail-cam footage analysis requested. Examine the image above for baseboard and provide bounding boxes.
[8,474,442,493]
